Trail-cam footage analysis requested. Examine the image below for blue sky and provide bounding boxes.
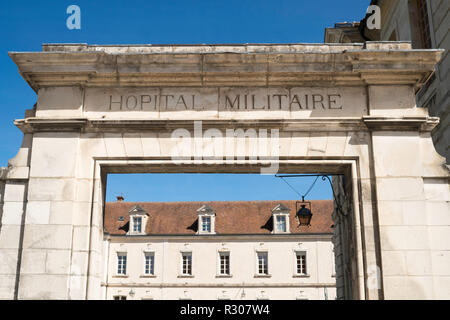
[0,0,369,202]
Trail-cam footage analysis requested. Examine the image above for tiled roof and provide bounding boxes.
[104,200,334,236]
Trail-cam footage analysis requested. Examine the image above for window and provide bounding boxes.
[144,252,155,275]
[201,216,211,233]
[296,252,307,275]
[417,0,431,48]
[275,215,287,232]
[113,295,127,300]
[219,252,230,275]
[133,216,142,233]
[117,253,127,275]
[181,252,192,275]
[257,252,268,275]
[271,204,290,234]
[196,205,216,234]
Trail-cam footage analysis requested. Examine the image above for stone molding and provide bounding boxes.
[9,42,443,92]
[14,116,440,133]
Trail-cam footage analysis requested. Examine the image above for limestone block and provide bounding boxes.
[0,249,18,274]
[325,132,347,157]
[431,251,450,276]
[36,87,82,117]
[104,133,126,157]
[423,178,450,201]
[18,274,69,299]
[162,87,218,119]
[405,251,433,275]
[71,202,92,226]
[20,249,46,274]
[401,201,427,226]
[1,202,24,225]
[70,251,88,276]
[219,87,289,120]
[3,183,26,202]
[25,201,51,225]
[46,250,71,274]
[6,166,29,180]
[49,201,74,225]
[29,132,79,178]
[27,178,76,201]
[380,226,430,251]
[278,132,292,158]
[377,201,404,226]
[0,225,21,249]
[141,132,161,157]
[369,85,426,116]
[23,225,73,250]
[383,276,434,299]
[381,251,407,276]
[356,178,372,203]
[72,226,90,251]
[0,275,15,299]
[372,132,422,177]
[428,226,450,250]
[84,87,160,119]
[8,134,32,168]
[432,277,450,299]
[157,132,177,157]
[376,178,424,201]
[419,132,448,177]
[75,179,93,202]
[290,86,367,118]
[307,133,327,156]
[343,132,370,179]
[69,275,86,300]
[361,202,375,227]
[123,133,144,157]
[288,132,309,156]
[426,201,450,225]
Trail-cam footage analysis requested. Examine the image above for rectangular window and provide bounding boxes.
[417,0,431,48]
[144,252,155,275]
[296,252,307,275]
[219,252,230,275]
[117,253,127,275]
[113,295,127,300]
[201,216,211,232]
[182,252,192,275]
[133,216,142,233]
[257,252,268,275]
[275,215,287,232]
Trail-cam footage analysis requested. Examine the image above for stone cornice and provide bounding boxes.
[14,116,439,133]
[9,42,443,92]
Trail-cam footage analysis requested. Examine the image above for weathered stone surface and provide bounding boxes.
[1,43,448,300]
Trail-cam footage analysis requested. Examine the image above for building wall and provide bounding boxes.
[379,0,449,163]
[104,236,336,300]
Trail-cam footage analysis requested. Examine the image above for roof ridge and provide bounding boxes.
[106,199,332,204]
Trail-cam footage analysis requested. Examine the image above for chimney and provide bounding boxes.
[116,195,124,202]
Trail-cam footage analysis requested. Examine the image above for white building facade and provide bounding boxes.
[103,200,336,300]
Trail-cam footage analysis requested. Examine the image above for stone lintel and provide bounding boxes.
[8,43,443,92]
[13,117,439,134]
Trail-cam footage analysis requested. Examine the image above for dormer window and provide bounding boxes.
[196,205,216,235]
[133,216,142,233]
[127,205,149,236]
[275,215,287,232]
[271,203,290,234]
[201,216,211,233]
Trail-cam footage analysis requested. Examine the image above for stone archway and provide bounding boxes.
[1,42,448,300]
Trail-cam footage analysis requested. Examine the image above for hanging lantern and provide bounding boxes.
[296,200,312,227]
